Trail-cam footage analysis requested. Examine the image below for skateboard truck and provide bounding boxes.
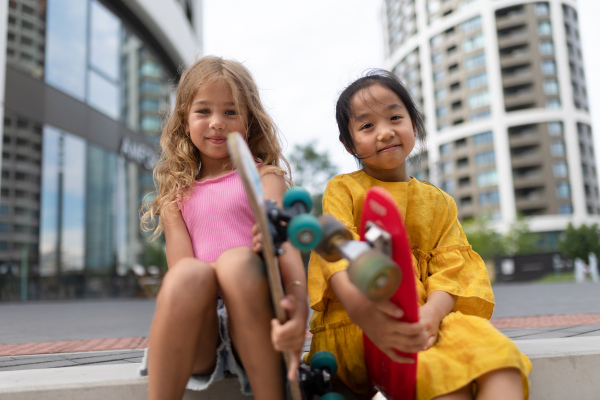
[264,187,323,255]
[298,351,343,400]
[316,215,401,302]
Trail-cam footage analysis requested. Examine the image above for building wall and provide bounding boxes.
[0,0,202,300]
[383,0,599,241]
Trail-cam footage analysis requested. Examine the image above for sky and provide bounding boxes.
[203,0,600,179]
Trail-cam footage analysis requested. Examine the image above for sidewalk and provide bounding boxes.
[1,282,599,371]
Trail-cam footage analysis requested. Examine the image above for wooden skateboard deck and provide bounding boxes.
[360,186,419,399]
[227,132,303,400]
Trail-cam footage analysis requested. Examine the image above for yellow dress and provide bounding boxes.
[306,171,531,399]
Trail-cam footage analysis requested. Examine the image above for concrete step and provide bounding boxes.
[1,337,599,399]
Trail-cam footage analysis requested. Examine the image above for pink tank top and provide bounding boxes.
[178,170,255,262]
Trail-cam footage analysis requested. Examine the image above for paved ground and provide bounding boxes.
[0,281,598,372]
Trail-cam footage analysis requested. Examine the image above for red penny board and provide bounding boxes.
[360,186,418,399]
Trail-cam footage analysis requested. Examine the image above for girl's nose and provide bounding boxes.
[209,115,225,130]
[378,126,395,141]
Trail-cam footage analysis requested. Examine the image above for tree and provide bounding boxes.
[502,214,540,256]
[557,223,600,261]
[462,216,505,259]
[288,142,338,216]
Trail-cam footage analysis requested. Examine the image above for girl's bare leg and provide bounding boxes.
[216,247,286,400]
[475,368,523,400]
[148,258,219,400]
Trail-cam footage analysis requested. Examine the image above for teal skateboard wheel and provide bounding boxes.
[320,393,345,400]
[309,350,338,376]
[288,214,322,251]
[283,186,313,212]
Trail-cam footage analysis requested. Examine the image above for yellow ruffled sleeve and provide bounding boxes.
[418,193,494,319]
[307,176,362,311]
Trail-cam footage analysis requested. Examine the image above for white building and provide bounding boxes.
[382,0,599,247]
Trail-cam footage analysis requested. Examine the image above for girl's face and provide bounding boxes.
[348,83,415,182]
[186,79,246,166]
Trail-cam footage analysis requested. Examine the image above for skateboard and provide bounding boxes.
[227,132,343,400]
[316,186,419,399]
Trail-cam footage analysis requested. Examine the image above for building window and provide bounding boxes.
[435,88,447,100]
[462,34,484,53]
[546,99,561,109]
[470,110,491,121]
[553,161,568,177]
[542,60,556,75]
[467,72,488,89]
[440,143,452,155]
[465,52,485,71]
[544,79,559,95]
[557,182,570,198]
[538,21,552,35]
[479,190,500,205]
[477,170,498,187]
[468,90,490,109]
[535,3,550,16]
[558,204,573,215]
[461,16,482,33]
[474,131,494,146]
[432,52,443,65]
[548,122,563,136]
[434,70,445,82]
[539,40,554,55]
[551,141,565,157]
[437,106,448,118]
[475,150,495,166]
[442,180,455,193]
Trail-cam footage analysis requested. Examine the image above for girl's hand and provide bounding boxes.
[270,295,306,381]
[352,300,427,363]
[417,303,444,350]
[251,224,262,253]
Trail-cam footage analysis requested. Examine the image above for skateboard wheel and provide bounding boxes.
[309,350,338,376]
[283,186,313,212]
[348,249,401,302]
[320,393,345,400]
[314,214,352,262]
[288,214,323,251]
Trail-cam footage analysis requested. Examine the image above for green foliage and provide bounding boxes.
[462,214,540,258]
[502,214,540,256]
[557,223,600,261]
[142,241,167,273]
[462,217,505,259]
[289,142,338,216]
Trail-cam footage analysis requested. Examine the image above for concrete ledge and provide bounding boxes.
[515,336,600,400]
[1,337,599,399]
[0,363,249,400]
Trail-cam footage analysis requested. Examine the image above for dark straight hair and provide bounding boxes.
[335,69,426,167]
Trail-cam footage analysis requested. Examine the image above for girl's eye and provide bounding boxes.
[225,110,237,116]
[391,115,402,121]
[360,123,373,130]
[196,109,209,114]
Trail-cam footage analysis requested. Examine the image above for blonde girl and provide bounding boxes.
[139,56,307,400]
[305,70,531,399]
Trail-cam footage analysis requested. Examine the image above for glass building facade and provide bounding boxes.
[1,0,202,300]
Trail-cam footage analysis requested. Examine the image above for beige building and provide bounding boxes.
[382,0,599,247]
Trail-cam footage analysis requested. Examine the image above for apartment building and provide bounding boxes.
[383,0,599,246]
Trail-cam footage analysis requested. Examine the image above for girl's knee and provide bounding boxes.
[158,259,217,303]
[216,247,265,287]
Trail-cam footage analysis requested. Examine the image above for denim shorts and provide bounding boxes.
[139,299,252,395]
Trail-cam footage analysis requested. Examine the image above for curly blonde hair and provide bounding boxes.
[140,56,291,241]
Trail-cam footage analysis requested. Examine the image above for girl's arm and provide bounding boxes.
[259,169,308,381]
[162,203,195,268]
